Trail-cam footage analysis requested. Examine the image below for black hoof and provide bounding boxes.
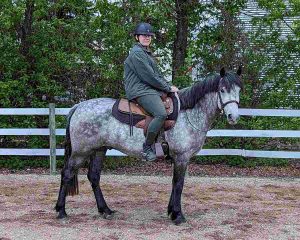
[173,215,186,225]
[170,212,186,225]
[102,212,114,220]
[100,210,115,220]
[57,211,68,219]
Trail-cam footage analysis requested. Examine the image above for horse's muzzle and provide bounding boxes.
[227,113,240,125]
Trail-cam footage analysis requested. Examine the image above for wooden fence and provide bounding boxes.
[0,105,300,174]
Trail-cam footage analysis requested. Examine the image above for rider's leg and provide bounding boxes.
[136,94,167,161]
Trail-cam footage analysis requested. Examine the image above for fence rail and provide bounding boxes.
[1,108,300,117]
[0,106,299,174]
[1,129,300,138]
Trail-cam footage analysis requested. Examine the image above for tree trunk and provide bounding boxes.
[18,0,34,61]
[17,0,37,107]
[172,0,190,82]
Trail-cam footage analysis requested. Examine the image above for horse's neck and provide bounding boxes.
[186,92,219,132]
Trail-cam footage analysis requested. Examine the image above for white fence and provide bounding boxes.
[0,106,300,173]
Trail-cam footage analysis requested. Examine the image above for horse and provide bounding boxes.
[55,67,243,225]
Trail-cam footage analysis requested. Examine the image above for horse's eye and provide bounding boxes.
[220,88,225,93]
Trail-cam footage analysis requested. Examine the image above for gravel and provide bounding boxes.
[0,173,299,240]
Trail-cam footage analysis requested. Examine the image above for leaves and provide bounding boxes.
[0,0,298,164]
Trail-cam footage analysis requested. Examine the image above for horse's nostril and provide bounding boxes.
[228,114,232,120]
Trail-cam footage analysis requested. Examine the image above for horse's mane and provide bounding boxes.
[178,72,243,110]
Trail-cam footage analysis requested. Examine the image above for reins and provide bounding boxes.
[185,110,208,132]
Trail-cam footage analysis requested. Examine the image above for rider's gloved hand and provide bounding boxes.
[170,86,179,92]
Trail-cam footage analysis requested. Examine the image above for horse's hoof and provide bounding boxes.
[58,217,70,225]
[171,213,186,225]
[57,211,68,219]
[101,210,115,220]
[173,215,186,225]
[103,213,113,220]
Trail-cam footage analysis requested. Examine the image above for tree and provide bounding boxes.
[1,0,299,165]
[249,0,300,109]
[172,0,195,83]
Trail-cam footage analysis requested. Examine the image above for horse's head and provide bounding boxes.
[217,67,243,125]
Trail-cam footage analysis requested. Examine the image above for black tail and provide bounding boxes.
[64,105,79,196]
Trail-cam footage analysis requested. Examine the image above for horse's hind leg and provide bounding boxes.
[55,167,70,219]
[55,155,85,219]
[88,148,114,219]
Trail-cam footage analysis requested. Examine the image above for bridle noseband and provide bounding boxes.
[217,78,240,111]
[217,90,240,111]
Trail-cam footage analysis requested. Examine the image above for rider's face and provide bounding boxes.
[136,35,152,47]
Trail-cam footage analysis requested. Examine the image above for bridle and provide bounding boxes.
[217,90,240,111]
[217,78,240,111]
[186,77,240,131]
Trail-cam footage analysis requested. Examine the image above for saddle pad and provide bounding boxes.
[118,99,148,116]
[112,99,146,125]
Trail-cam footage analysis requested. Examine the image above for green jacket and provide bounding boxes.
[124,43,172,100]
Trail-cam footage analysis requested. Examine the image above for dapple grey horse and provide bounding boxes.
[55,67,243,225]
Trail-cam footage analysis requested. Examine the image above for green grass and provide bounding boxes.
[191,155,289,168]
[0,155,290,170]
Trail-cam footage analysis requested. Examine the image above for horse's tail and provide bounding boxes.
[64,105,79,196]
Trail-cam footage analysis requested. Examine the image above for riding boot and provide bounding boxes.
[142,143,156,162]
[136,95,167,162]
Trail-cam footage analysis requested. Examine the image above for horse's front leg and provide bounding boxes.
[88,149,115,219]
[168,155,188,225]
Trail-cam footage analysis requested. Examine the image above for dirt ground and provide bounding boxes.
[0,174,299,240]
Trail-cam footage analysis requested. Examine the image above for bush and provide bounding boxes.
[0,156,139,171]
[192,155,289,168]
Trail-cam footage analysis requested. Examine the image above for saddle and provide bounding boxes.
[112,93,179,135]
[112,93,180,160]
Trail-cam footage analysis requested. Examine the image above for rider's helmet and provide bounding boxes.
[134,23,155,36]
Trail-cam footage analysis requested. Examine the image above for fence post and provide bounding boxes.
[49,103,56,175]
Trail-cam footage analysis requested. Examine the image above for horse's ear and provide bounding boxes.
[220,67,226,77]
[237,66,242,76]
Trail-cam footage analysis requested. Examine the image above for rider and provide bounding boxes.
[124,22,179,162]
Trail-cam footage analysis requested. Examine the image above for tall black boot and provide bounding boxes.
[142,143,156,162]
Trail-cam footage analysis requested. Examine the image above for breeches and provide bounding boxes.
[136,95,167,145]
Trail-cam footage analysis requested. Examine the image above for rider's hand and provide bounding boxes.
[170,86,179,92]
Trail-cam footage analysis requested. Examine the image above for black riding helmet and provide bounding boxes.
[134,22,155,36]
